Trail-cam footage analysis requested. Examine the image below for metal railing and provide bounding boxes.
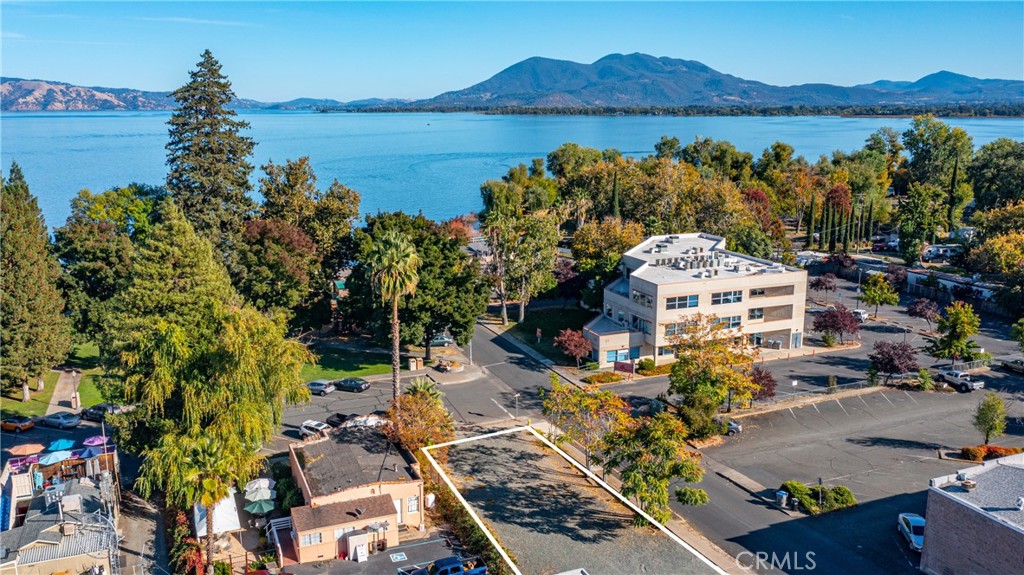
[755,380,869,405]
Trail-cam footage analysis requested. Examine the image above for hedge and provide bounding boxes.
[960,445,1024,462]
[582,371,624,384]
[779,481,858,515]
[638,362,675,377]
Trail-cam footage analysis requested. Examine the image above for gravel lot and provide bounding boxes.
[444,428,720,575]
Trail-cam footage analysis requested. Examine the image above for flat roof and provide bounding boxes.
[931,453,1024,531]
[293,425,419,499]
[624,233,800,286]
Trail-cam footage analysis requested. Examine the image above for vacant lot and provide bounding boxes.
[443,428,719,575]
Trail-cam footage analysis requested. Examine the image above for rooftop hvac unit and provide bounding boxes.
[956,473,968,481]
[656,243,668,249]
[713,269,719,276]
[699,247,705,253]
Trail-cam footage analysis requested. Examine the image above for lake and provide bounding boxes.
[2,111,1022,228]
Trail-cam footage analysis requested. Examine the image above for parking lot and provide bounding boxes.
[680,380,1024,574]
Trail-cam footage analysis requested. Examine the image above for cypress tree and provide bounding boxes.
[611,172,621,219]
[806,193,817,249]
[947,155,959,233]
[827,205,837,253]
[166,49,256,271]
[1,163,72,401]
[842,208,851,253]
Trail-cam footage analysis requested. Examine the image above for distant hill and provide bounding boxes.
[5,55,1022,112]
[417,53,1024,108]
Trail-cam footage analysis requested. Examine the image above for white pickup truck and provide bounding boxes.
[936,370,984,392]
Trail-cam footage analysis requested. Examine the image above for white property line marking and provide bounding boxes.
[423,425,728,575]
[834,399,850,416]
[490,397,516,420]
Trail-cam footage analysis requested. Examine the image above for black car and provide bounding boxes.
[335,377,371,393]
[81,403,120,422]
[326,412,357,427]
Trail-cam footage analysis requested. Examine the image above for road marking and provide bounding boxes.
[834,399,850,416]
[788,407,797,419]
[482,361,507,368]
[859,395,872,409]
[812,403,821,415]
[490,398,516,420]
[903,390,919,404]
[880,392,896,407]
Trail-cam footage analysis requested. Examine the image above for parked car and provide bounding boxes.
[1,415,35,433]
[936,370,984,392]
[852,309,869,322]
[399,556,487,575]
[81,402,122,422]
[41,411,82,429]
[326,412,357,427]
[897,513,925,552]
[307,380,336,396]
[299,420,331,438]
[872,243,888,253]
[428,334,455,347]
[999,359,1024,375]
[334,377,370,393]
[715,417,742,436]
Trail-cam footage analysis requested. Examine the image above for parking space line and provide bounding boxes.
[880,392,896,407]
[490,398,515,420]
[903,390,919,404]
[812,403,821,415]
[787,407,797,419]
[859,395,872,409]
[482,361,507,368]
[834,399,850,416]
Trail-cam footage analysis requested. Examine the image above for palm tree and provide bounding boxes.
[368,230,420,404]
[136,434,259,571]
[407,377,443,405]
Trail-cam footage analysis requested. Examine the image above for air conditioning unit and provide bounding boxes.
[956,472,968,481]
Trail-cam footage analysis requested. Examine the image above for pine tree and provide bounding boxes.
[1,163,72,401]
[166,50,256,270]
[805,192,817,249]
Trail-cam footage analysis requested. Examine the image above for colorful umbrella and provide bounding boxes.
[244,487,276,502]
[9,443,45,456]
[78,446,105,459]
[245,478,276,492]
[243,499,275,515]
[48,438,75,451]
[83,435,109,446]
[39,450,73,465]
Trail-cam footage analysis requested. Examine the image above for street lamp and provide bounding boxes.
[513,393,520,420]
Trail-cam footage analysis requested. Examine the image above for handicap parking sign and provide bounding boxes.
[390,552,408,562]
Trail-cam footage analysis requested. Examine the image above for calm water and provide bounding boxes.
[3,111,1022,228]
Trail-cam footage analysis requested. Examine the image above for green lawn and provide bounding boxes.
[76,372,105,409]
[508,307,596,364]
[1,370,60,419]
[301,348,393,381]
[65,341,102,370]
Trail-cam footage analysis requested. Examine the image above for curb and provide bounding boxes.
[701,456,800,518]
[476,320,581,388]
[729,385,888,419]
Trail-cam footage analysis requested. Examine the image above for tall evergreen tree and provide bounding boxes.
[166,50,256,269]
[1,164,72,401]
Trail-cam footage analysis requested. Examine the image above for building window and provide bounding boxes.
[792,332,802,349]
[606,348,639,362]
[605,304,613,318]
[748,308,764,320]
[617,310,625,324]
[658,347,675,357]
[631,289,653,308]
[715,315,741,329]
[665,323,679,337]
[712,290,743,305]
[749,288,766,298]
[631,315,652,335]
[408,496,419,513]
[334,526,355,540]
[300,533,323,547]
[666,295,699,310]
[749,333,763,346]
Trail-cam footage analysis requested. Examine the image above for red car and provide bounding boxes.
[872,243,887,252]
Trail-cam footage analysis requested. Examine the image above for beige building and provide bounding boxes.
[584,233,807,368]
[281,424,424,565]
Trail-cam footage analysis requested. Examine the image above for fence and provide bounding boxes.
[941,358,992,371]
[754,380,869,405]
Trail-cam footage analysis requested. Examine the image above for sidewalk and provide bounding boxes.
[44,370,79,416]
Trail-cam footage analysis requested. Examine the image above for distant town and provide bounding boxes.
[2,47,1023,575]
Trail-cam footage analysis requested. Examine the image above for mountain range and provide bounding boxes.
[3,53,1022,111]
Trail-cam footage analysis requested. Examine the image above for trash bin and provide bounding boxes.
[790,498,800,511]
[775,490,788,507]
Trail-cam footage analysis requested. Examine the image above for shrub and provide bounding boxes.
[780,481,857,514]
[822,333,837,347]
[961,445,1024,461]
[583,361,599,371]
[638,362,674,376]
[867,366,879,387]
[827,375,838,394]
[214,562,231,575]
[637,358,656,373]
[917,369,934,391]
[582,371,624,384]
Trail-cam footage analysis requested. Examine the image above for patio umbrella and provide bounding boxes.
[244,478,275,492]
[48,438,75,451]
[39,450,73,465]
[83,435,109,446]
[244,487,276,502]
[243,499,275,515]
[9,443,45,456]
[78,446,105,459]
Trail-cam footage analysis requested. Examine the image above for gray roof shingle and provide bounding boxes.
[295,426,418,498]
[291,494,395,533]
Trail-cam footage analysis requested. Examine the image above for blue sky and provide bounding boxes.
[3,2,1022,102]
